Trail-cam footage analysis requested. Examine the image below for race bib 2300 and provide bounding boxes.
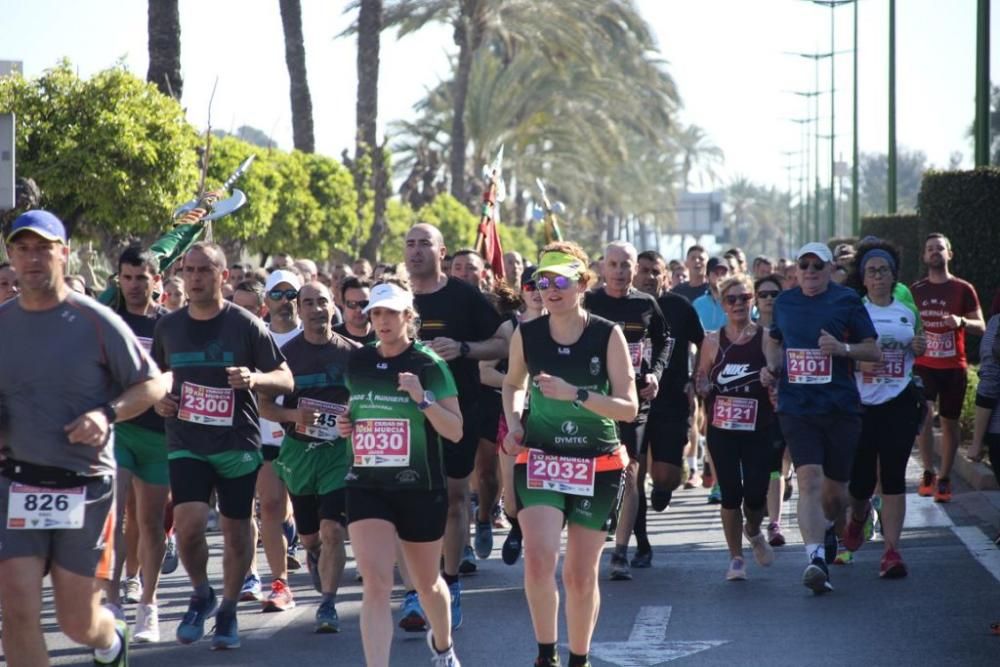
[179,382,235,426]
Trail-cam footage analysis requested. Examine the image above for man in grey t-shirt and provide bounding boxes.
[0,210,168,667]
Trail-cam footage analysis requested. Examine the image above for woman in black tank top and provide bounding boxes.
[696,275,777,582]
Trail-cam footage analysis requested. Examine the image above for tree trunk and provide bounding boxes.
[356,0,385,263]
[279,0,315,153]
[147,0,183,100]
[449,15,473,204]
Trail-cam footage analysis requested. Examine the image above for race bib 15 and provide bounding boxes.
[862,349,906,384]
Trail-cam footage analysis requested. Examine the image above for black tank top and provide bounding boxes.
[708,326,773,431]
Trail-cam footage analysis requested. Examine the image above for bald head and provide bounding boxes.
[405,223,446,280]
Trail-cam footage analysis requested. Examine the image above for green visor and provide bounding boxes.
[531,250,585,280]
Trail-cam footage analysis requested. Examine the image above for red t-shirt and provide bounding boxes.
[911,277,981,369]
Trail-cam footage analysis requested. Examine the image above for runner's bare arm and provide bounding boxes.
[818,330,881,362]
[501,326,529,454]
[763,333,784,373]
[434,321,509,362]
[397,372,463,443]
[259,393,318,427]
[227,362,294,395]
[65,373,171,447]
[695,332,719,396]
[959,307,986,336]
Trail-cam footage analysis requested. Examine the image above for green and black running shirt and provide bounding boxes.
[278,331,359,444]
[520,314,620,457]
[344,341,458,491]
[152,301,285,455]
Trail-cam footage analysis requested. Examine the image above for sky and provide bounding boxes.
[2,0,997,198]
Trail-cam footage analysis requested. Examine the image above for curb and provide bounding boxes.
[931,430,999,491]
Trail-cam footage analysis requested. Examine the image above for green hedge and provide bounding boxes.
[918,169,1000,317]
[858,213,924,287]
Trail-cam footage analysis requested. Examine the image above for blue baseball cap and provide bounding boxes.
[6,210,68,244]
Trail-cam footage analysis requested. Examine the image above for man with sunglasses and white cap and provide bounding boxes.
[241,269,304,611]
[763,242,880,595]
[0,210,169,666]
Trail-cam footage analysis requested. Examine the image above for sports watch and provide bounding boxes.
[418,390,437,411]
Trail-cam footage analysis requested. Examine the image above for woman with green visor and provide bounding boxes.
[502,242,638,667]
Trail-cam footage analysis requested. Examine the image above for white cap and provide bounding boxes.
[795,242,833,263]
[265,269,303,292]
[363,282,414,314]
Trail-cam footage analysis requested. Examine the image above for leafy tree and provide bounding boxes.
[498,223,538,262]
[415,192,478,252]
[378,198,418,264]
[0,62,199,243]
[856,149,927,215]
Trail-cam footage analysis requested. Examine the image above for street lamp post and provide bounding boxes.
[888,0,897,213]
[975,0,990,167]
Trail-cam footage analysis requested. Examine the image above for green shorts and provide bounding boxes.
[167,448,263,480]
[114,423,169,485]
[274,435,348,497]
[514,464,624,532]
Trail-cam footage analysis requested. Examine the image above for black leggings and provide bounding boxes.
[986,434,1000,489]
[705,426,772,511]
[849,385,922,499]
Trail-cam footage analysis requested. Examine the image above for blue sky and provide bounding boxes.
[2,0,996,196]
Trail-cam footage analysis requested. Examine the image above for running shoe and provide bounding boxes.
[491,504,509,530]
[684,473,701,490]
[802,557,833,594]
[824,525,838,565]
[871,495,883,536]
[726,557,747,581]
[94,619,129,666]
[650,488,672,512]
[630,549,653,569]
[239,573,263,602]
[609,553,632,581]
[284,520,302,570]
[534,657,561,667]
[205,508,220,532]
[917,470,937,497]
[879,548,908,578]
[133,603,160,643]
[474,521,493,560]
[161,534,179,575]
[766,522,786,547]
[707,483,722,505]
[122,576,142,604]
[263,578,295,612]
[399,590,428,633]
[783,473,794,502]
[933,478,952,503]
[306,548,322,594]
[427,629,462,666]
[210,609,239,650]
[834,547,854,565]
[458,545,477,574]
[448,580,463,630]
[702,462,714,488]
[745,528,775,567]
[176,588,218,644]
[501,527,523,565]
[843,505,870,552]
[315,599,340,634]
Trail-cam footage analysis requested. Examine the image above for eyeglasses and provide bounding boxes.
[345,299,370,310]
[756,290,780,300]
[522,282,538,292]
[536,275,574,291]
[267,288,299,301]
[797,260,826,272]
[724,294,754,305]
[864,266,892,278]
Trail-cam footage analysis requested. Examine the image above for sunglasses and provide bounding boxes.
[536,275,574,291]
[268,288,299,301]
[345,299,370,310]
[724,294,754,306]
[756,290,780,300]
[797,260,826,272]
[522,282,538,292]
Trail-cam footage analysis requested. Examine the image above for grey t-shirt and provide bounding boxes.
[0,292,160,476]
[152,301,285,456]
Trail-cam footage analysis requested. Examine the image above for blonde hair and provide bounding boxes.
[719,275,754,299]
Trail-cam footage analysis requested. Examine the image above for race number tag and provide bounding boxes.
[711,396,758,431]
[862,349,906,385]
[925,330,956,358]
[352,419,411,467]
[7,484,85,530]
[295,398,346,441]
[628,340,645,374]
[526,449,596,497]
[178,382,235,426]
[786,349,832,384]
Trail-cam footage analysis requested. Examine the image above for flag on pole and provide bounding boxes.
[475,145,506,280]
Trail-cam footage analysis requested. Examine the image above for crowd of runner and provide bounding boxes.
[0,209,998,667]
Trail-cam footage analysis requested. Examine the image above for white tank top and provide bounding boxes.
[855,299,917,405]
[260,325,302,446]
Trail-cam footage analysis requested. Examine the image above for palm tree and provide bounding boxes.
[279,0,315,152]
[674,124,724,191]
[147,0,182,99]
[354,0,388,262]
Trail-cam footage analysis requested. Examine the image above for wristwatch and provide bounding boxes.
[99,402,118,424]
[843,343,852,357]
[417,390,436,411]
[573,388,590,407]
[459,341,471,357]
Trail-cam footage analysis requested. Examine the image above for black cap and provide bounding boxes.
[707,257,728,273]
[521,265,537,287]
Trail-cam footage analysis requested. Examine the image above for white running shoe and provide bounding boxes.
[134,603,160,643]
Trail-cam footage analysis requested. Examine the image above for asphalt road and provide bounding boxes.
[23,455,1000,666]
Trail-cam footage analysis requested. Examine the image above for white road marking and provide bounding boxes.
[950,525,1000,584]
[588,605,728,667]
[904,493,954,529]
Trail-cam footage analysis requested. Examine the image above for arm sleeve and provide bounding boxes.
[152,319,168,370]
[686,301,705,346]
[102,311,161,391]
[648,299,671,381]
[963,282,982,315]
[426,356,459,400]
